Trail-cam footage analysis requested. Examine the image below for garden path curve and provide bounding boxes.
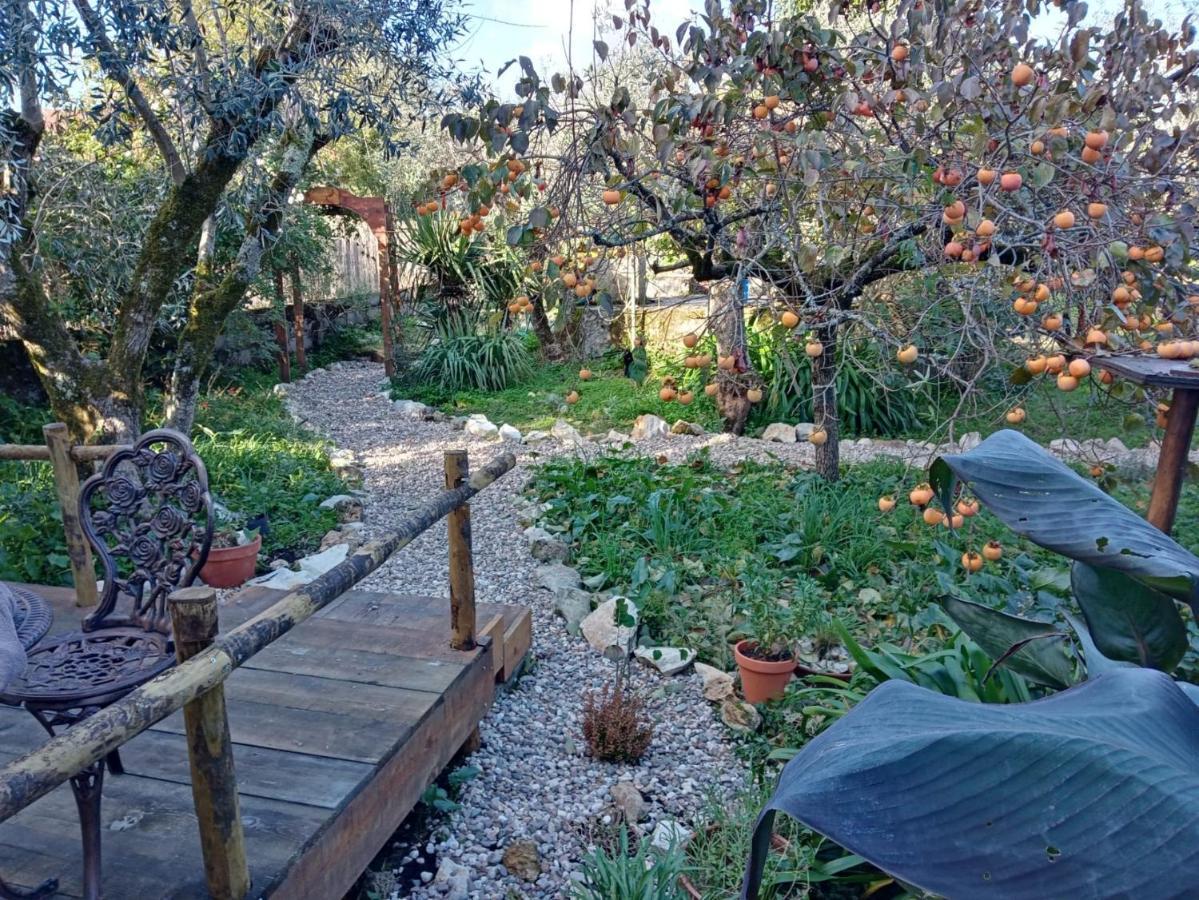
[283,361,744,899]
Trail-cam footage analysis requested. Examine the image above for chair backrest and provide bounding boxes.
[78,429,214,634]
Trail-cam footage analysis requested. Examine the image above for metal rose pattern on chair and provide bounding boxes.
[0,429,213,900]
[80,432,214,635]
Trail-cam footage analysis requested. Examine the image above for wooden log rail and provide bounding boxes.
[0,450,515,825]
[0,425,123,607]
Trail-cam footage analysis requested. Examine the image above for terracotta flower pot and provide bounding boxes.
[734,639,795,703]
[199,534,261,589]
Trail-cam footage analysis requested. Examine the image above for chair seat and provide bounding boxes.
[0,628,174,710]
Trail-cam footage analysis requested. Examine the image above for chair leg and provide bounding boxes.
[105,748,124,776]
[70,761,105,900]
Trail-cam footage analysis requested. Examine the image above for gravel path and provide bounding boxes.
[283,361,746,900]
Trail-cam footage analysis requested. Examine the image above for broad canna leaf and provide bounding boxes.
[741,669,1199,900]
[929,430,1199,612]
[1070,562,1188,671]
[940,595,1075,688]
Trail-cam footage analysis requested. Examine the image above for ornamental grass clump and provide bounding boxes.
[581,674,654,764]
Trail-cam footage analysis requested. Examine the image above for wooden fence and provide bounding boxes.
[0,423,124,607]
[0,447,515,897]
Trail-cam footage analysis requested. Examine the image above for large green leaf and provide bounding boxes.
[741,669,1199,899]
[1070,562,1188,671]
[930,430,1199,612]
[940,595,1075,689]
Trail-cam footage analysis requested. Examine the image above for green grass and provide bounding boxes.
[395,351,725,435]
[0,342,366,585]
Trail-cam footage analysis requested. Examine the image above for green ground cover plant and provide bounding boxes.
[0,366,346,585]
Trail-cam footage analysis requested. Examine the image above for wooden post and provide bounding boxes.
[444,451,476,651]
[376,230,396,378]
[1147,388,1199,534]
[272,270,291,384]
[42,423,98,608]
[290,264,307,373]
[169,587,251,900]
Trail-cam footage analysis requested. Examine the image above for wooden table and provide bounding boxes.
[1093,355,1199,534]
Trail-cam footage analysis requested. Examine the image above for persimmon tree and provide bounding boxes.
[1,0,464,441]
[431,0,1198,480]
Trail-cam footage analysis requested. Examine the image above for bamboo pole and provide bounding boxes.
[444,451,476,651]
[0,452,516,821]
[169,587,250,900]
[42,424,99,608]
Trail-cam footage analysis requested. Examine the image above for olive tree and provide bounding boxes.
[433,0,1198,479]
[2,0,466,440]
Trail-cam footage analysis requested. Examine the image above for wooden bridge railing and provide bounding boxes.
[0,423,125,607]
[0,448,515,898]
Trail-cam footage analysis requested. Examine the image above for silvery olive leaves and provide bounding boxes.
[80,430,213,633]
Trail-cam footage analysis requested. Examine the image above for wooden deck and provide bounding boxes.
[0,584,532,899]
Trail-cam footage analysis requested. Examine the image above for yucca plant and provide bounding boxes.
[572,828,686,900]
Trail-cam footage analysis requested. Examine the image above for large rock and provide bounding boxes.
[603,430,631,445]
[958,431,983,451]
[650,820,693,852]
[432,859,470,900]
[694,662,735,701]
[720,698,762,732]
[634,645,694,676]
[580,596,639,656]
[553,588,592,634]
[610,782,647,823]
[671,420,704,436]
[392,399,428,418]
[761,422,798,443]
[794,422,818,440]
[318,494,363,523]
[523,526,569,563]
[524,430,551,444]
[499,423,523,443]
[551,418,585,445]
[502,841,541,882]
[464,415,499,440]
[536,563,582,595]
[631,414,669,441]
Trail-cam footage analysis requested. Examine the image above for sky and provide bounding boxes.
[454,0,1192,95]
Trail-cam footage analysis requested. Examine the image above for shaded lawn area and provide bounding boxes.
[0,370,344,586]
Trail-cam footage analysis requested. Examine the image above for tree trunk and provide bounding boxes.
[529,298,565,360]
[708,280,751,434]
[811,318,840,482]
[164,127,319,434]
[273,270,291,383]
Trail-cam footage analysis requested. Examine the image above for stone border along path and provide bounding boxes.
[278,360,1166,899]
[281,361,752,900]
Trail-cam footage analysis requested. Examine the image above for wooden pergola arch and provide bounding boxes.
[303,186,400,375]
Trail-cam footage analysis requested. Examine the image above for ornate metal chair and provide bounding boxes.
[0,429,213,900]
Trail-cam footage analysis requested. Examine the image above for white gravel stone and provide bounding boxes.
[283,361,744,900]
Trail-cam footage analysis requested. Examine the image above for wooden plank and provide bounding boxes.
[0,717,367,812]
[318,589,505,642]
[501,606,533,683]
[263,639,496,900]
[0,770,327,899]
[150,669,436,763]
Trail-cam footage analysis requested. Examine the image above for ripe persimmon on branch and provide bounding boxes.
[429,0,1197,479]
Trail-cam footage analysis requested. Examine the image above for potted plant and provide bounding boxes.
[199,526,262,589]
[732,593,798,703]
